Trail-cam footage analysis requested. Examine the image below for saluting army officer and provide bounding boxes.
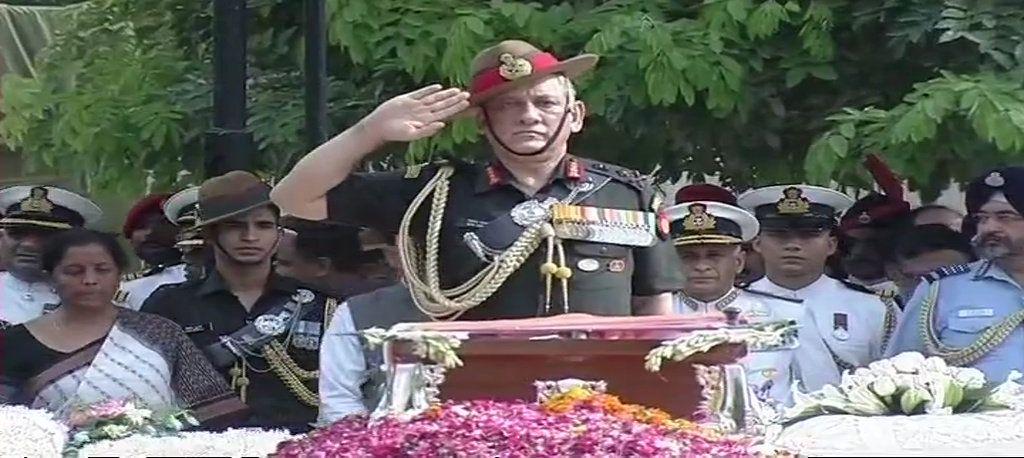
[739,185,897,372]
[887,167,1024,382]
[141,172,340,432]
[272,40,684,320]
[667,184,839,402]
[118,187,198,310]
[0,186,102,327]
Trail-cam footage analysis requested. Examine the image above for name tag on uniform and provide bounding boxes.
[183,323,212,334]
[957,308,995,318]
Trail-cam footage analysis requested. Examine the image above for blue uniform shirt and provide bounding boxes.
[887,260,1024,382]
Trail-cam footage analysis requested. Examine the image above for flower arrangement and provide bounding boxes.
[362,327,464,368]
[644,321,798,372]
[76,428,293,457]
[66,398,198,453]
[276,388,755,457]
[0,405,68,457]
[784,352,1024,422]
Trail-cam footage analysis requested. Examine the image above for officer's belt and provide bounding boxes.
[203,293,314,368]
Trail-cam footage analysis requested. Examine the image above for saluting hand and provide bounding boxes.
[361,84,471,143]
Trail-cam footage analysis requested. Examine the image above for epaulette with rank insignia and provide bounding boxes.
[923,263,972,283]
[580,159,647,190]
[737,284,803,303]
[121,271,144,282]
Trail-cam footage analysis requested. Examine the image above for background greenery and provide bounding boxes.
[2,0,1023,200]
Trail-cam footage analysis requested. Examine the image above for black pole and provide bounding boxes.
[304,0,328,152]
[205,0,255,178]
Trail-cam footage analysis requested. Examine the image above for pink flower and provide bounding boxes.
[87,398,130,420]
[275,398,756,457]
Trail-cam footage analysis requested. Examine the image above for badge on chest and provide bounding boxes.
[833,312,850,341]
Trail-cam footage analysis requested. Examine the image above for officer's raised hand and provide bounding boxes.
[271,84,469,220]
[361,84,471,143]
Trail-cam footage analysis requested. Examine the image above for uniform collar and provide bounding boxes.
[972,259,1024,290]
[473,155,586,194]
[678,287,740,311]
[757,274,833,298]
[197,267,298,297]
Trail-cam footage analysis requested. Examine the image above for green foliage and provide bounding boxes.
[2,0,1023,196]
[804,0,1024,199]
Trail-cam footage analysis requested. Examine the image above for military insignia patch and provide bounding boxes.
[776,186,811,215]
[985,171,1006,188]
[22,187,55,214]
[682,203,717,231]
[498,53,533,80]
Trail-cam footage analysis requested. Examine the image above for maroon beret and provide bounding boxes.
[122,193,170,238]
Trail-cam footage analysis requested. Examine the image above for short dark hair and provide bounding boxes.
[894,224,976,263]
[282,218,370,272]
[41,229,129,273]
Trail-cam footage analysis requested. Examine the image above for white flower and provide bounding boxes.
[899,386,932,414]
[845,385,889,415]
[922,356,950,375]
[0,406,67,457]
[163,415,184,431]
[77,428,293,457]
[871,376,897,397]
[123,407,152,426]
[954,367,987,389]
[867,359,898,377]
[98,424,131,439]
[890,352,927,374]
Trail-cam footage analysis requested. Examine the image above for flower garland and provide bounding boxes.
[362,327,464,368]
[645,321,798,372]
[275,389,755,457]
[0,405,68,457]
[76,428,293,457]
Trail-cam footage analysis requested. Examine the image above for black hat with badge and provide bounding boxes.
[965,167,1024,215]
[0,185,102,231]
[737,184,855,232]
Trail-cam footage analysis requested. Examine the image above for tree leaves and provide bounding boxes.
[3,0,1024,196]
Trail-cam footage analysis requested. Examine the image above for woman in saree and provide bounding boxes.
[0,229,246,424]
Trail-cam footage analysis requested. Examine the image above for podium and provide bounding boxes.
[383,314,748,419]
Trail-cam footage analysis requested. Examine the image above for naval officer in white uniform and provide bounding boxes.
[118,187,200,310]
[739,185,897,373]
[667,184,840,403]
[0,185,102,327]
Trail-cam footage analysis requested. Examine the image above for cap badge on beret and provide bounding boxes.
[682,203,717,231]
[776,187,811,215]
[21,187,55,214]
[498,53,533,80]
[985,171,1006,188]
[857,212,872,224]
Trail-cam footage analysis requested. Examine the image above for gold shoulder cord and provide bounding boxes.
[920,281,1024,366]
[324,297,339,322]
[399,166,556,320]
[235,299,338,408]
[264,340,319,407]
[880,295,899,352]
